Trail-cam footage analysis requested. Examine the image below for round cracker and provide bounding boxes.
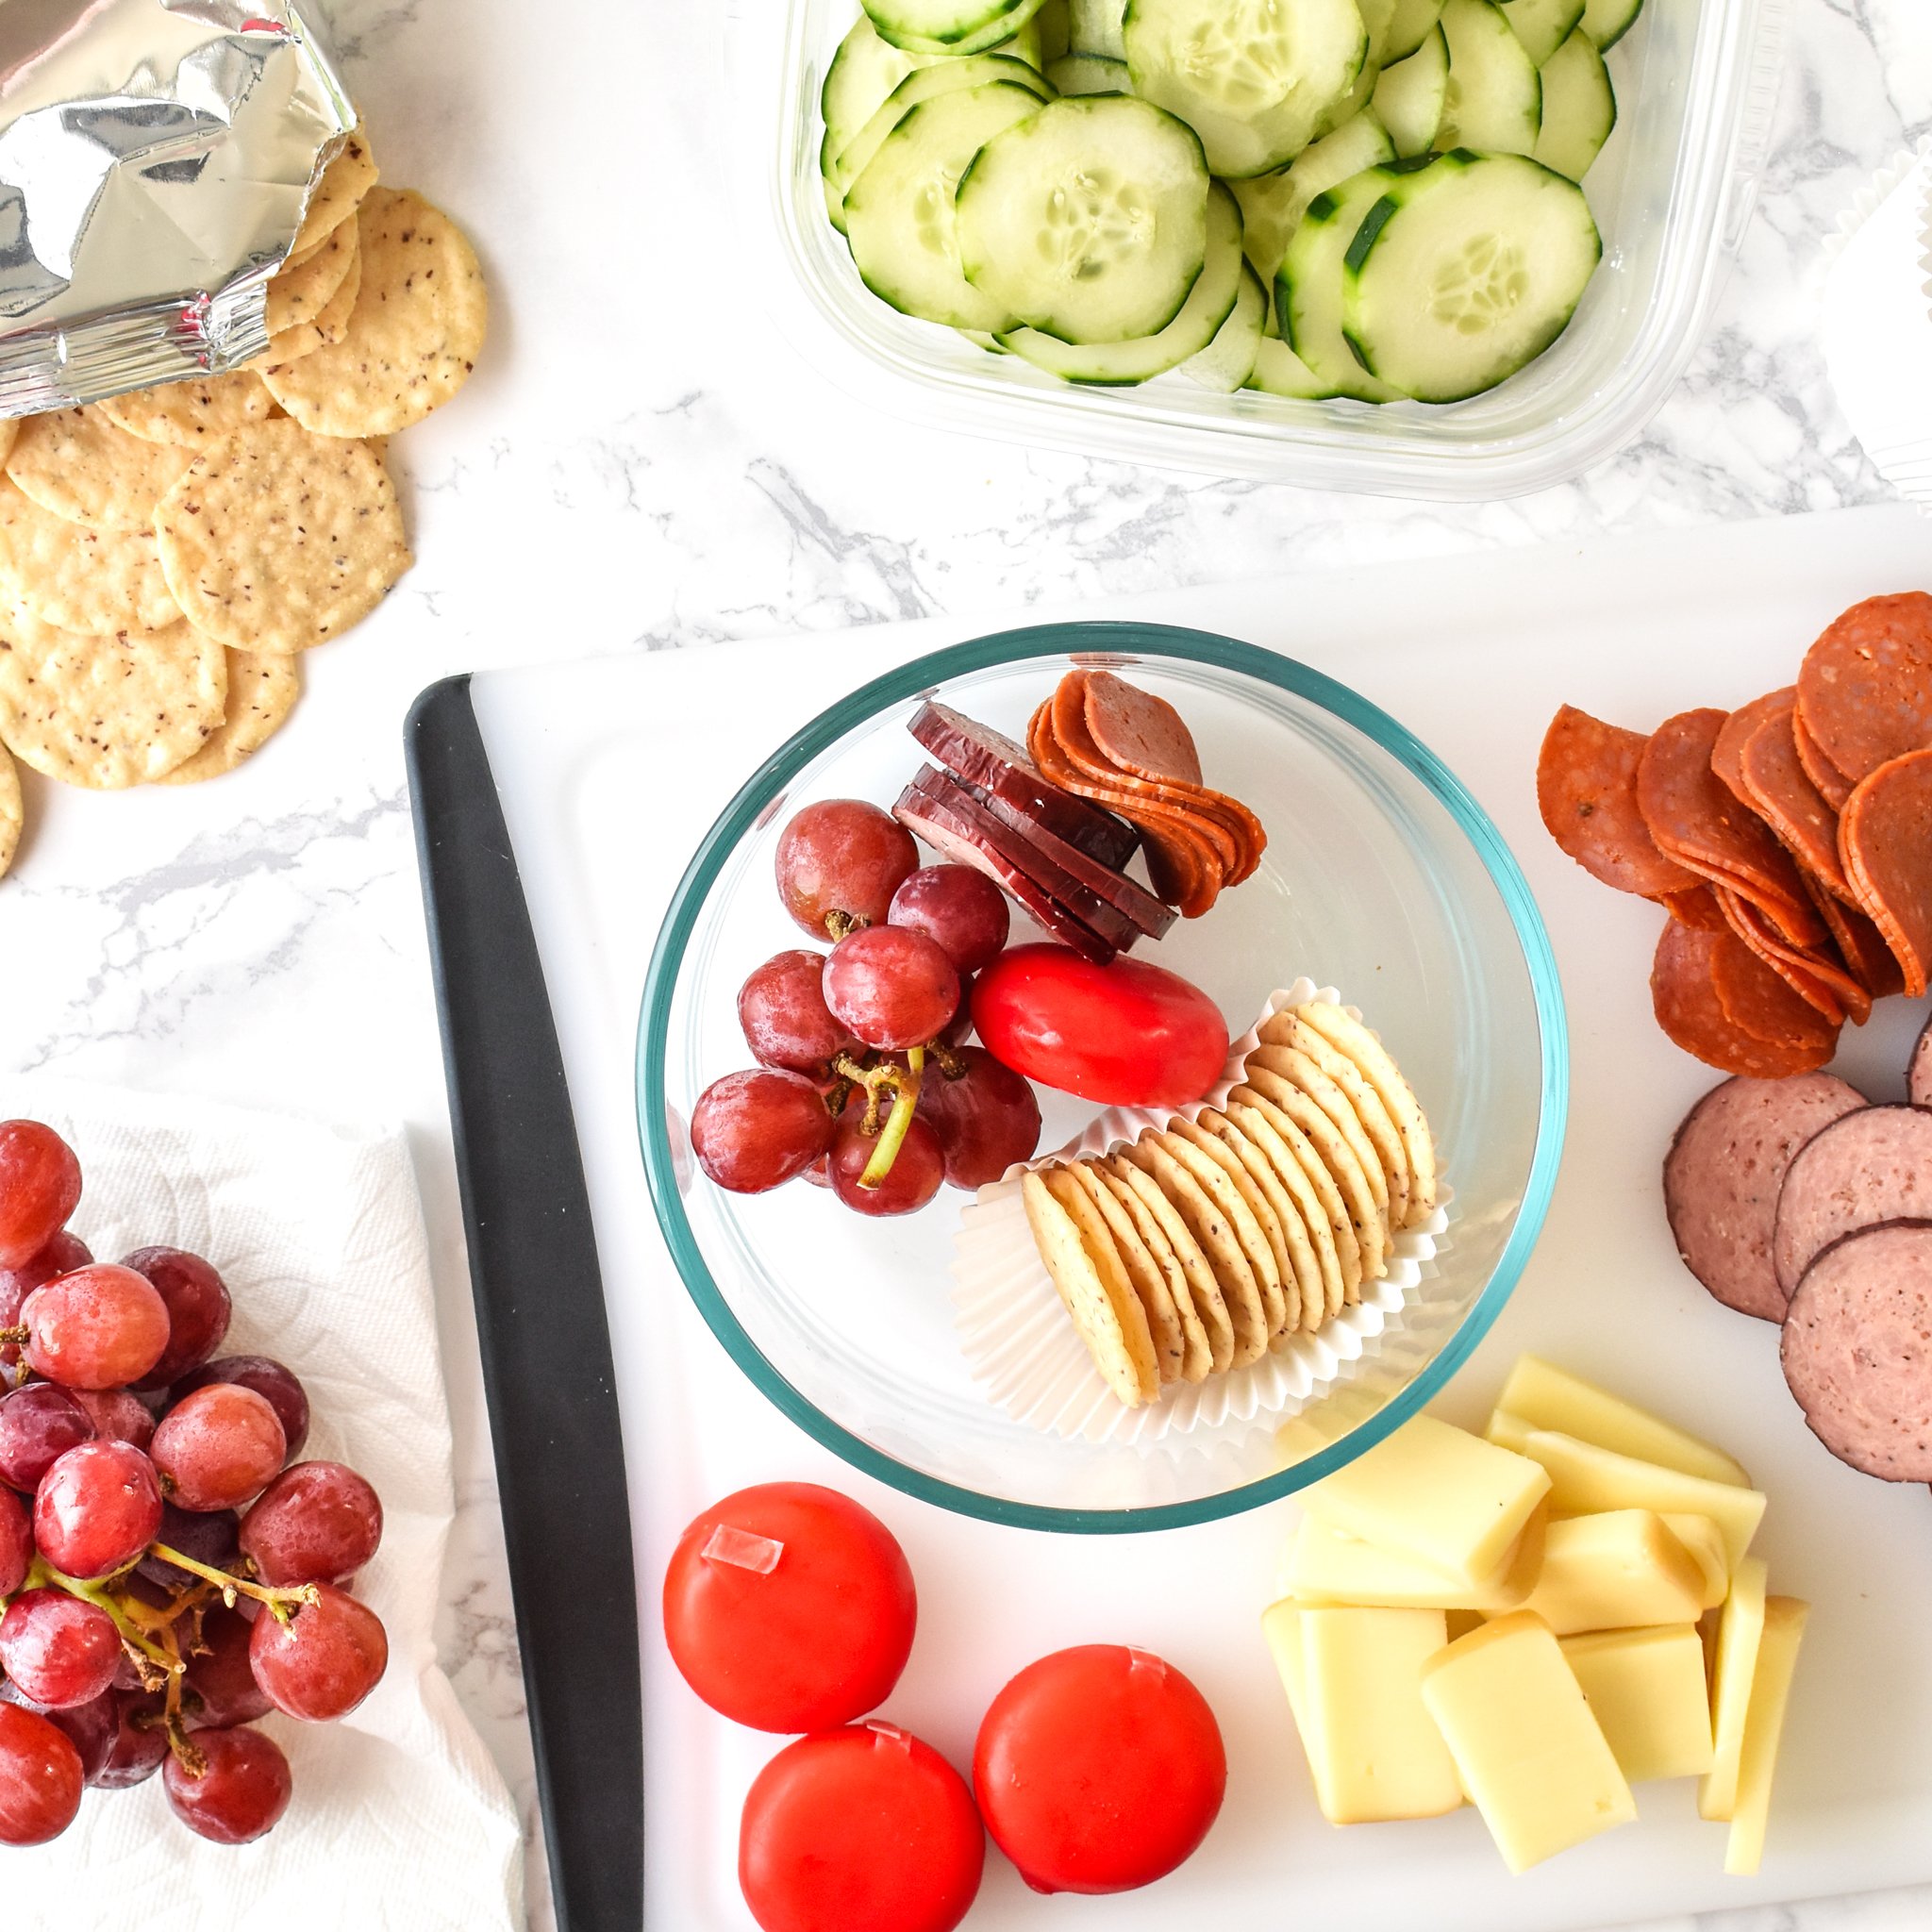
[1235,1072,1386,1290]
[1224,1099,1352,1317]
[0,739,19,879]
[1060,1161,1186,1384]
[96,370,277,449]
[1152,1126,1286,1337]
[1088,1159,1211,1383]
[1164,1116,1298,1337]
[0,614,225,788]
[1124,1137,1269,1366]
[0,418,19,467]
[5,408,195,532]
[1196,1109,1327,1333]
[154,650,299,784]
[1263,1011,1413,1227]
[1294,1002,1437,1222]
[1106,1154,1234,1375]
[0,478,179,632]
[1248,1041,1391,1217]
[292,131,378,256]
[259,242,363,365]
[1021,1168,1157,1407]
[266,217,358,334]
[154,423,410,653]
[264,188,486,439]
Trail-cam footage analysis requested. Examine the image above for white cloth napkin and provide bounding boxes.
[6,1079,525,1932]
[1822,138,1932,511]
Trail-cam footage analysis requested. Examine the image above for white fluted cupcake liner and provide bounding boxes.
[951,979,1454,1452]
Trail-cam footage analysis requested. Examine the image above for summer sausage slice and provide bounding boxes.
[1663,1074,1867,1322]
[1771,1103,1932,1297]
[1781,1220,1932,1482]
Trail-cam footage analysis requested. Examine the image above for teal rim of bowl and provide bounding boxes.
[637,622,1569,1534]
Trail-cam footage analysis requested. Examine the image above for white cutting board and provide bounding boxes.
[464,503,1932,1932]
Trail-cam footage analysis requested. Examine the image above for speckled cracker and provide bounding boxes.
[96,371,277,449]
[1124,1137,1269,1367]
[263,188,486,438]
[0,479,180,632]
[1261,1010,1413,1228]
[1248,1042,1391,1219]
[1236,1073,1386,1292]
[5,408,195,532]
[1058,1161,1185,1384]
[0,419,19,469]
[1216,1103,1341,1324]
[155,650,300,784]
[1078,1158,1209,1383]
[1105,1154,1234,1375]
[258,243,362,365]
[1295,1000,1438,1224]
[266,217,358,334]
[154,423,410,653]
[0,740,19,879]
[1022,1169,1158,1408]
[1228,1091,1362,1309]
[0,614,226,788]
[292,132,378,256]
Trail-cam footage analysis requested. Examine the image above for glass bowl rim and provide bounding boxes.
[636,622,1570,1534]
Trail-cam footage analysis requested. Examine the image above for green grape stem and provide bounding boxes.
[27,1558,183,1679]
[860,1047,924,1190]
[145,1542,321,1624]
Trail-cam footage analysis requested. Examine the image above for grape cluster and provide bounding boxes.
[691,801,1041,1215]
[0,1120,388,1849]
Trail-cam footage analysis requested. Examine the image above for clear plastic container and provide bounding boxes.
[766,0,1790,498]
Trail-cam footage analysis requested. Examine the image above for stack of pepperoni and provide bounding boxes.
[1537,592,1932,1074]
[1028,669,1267,919]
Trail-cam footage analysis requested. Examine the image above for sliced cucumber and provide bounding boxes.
[1438,0,1541,155]
[865,0,1030,48]
[1533,26,1615,180]
[1176,258,1266,389]
[823,20,929,169]
[1246,331,1343,397]
[957,94,1210,341]
[1312,52,1383,142]
[1046,52,1131,92]
[1497,0,1582,65]
[1341,148,1599,400]
[1381,0,1445,60]
[958,327,1008,349]
[876,0,1051,56]
[1000,181,1242,380]
[1279,161,1422,401]
[1373,25,1447,155]
[1580,0,1641,49]
[1231,106,1393,280]
[1357,0,1399,61]
[1122,0,1368,177]
[1034,0,1073,59]
[832,54,1052,202]
[1006,12,1047,66]
[1069,0,1126,58]
[847,83,1048,329]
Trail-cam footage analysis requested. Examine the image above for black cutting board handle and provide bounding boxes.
[406,675,644,1932]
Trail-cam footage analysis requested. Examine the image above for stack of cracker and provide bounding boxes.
[1022,999,1437,1409]
[0,129,487,880]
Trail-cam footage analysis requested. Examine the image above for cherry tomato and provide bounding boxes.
[973,1644,1226,1895]
[972,946,1228,1108]
[662,1482,915,1733]
[740,1724,984,1932]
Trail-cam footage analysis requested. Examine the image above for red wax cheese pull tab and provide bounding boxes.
[865,1720,913,1755]
[1127,1648,1169,1682]
[703,1524,783,1574]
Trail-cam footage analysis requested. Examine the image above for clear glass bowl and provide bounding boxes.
[637,625,1567,1530]
[761,0,1790,497]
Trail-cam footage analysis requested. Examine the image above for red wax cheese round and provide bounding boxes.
[973,1643,1226,1895]
[973,946,1228,1108]
[662,1482,915,1733]
[740,1724,984,1932]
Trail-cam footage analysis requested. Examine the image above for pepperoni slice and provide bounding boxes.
[1711,689,1794,805]
[1081,670,1203,786]
[1715,886,1867,1026]
[1536,706,1699,898]
[1811,881,1904,999]
[1796,592,1932,786]
[1738,712,1847,898]
[1652,884,1726,930]
[1793,709,1854,810]
[1839,748,1932,998]
[1636,708,1824,945]
[1708,903,1844,1044]
[1650,920,1839,1076]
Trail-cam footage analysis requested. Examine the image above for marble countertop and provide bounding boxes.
[0,0,1926,1925]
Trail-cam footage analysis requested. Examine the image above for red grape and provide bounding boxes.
[829,1115,945,1216]
[240,1461,383,1586]
[0,1486,28,1596]
[941,975,975,1046]
[151,1383,287,1512]
[171,1357,309,1459]
[33,1441,162,1581]
[20,1263,170,1390]
[0,1590,120,1709]
[889,864,1011,975]
[0,1383,92,1492]
[0,1230,91,1379]
[95,1691,167,1790]
[775,801,917,939]
[120,1247,232,1391]
[69,1387,157,1453]
[824,925,961,1051]
[916,1046,1043,1189]
[0,1123,82,1273]
[739,950,862,1077]
[0,1680,116,1786]
[185,1605,273,1729]
[691,1070,834,1194]
[137,1503,240,1592]
[0,1702,83,1844]
[249,1583,388,1721]
[164,1724,291,1844]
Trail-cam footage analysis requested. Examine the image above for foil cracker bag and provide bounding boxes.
[0,0,354,416]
